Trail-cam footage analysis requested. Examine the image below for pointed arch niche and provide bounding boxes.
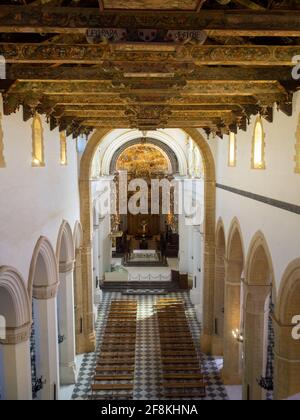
[0,266,31,400]
[56,221,77,385]
[223,219,244,385]
[274,259,300,400]
[28,237,59,400]
[243,232,275,400]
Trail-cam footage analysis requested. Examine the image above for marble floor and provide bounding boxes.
[112,258,179,281]
[71,291,229,401]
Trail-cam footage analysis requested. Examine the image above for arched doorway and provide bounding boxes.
[243,232,275,400]
[56,221,77,385]
[212,219,226,355]
[223,219,244,384]
[73,221,84,354]
[28,237,59,400]
[274,259,300,400]
[0,266,31,400]
[78,128,216,354]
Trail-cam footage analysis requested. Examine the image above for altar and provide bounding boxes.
[131,249,158,262]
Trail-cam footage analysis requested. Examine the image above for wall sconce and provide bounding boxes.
[232,328,244,343]
[32,376,46,399]
[58,334,65,344]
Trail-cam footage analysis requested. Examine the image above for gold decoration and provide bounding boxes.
[116,144,169,176]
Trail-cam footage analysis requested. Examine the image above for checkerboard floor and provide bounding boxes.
[71,291,228,401]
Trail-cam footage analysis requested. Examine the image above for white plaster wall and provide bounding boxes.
[0,99,80,285]
[210,91,300,292]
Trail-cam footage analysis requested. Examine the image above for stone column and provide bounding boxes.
[178,213,189,274]
[93,224,101,305]
[273,317,300,400]
[74,247,83,354]
[222,262,242,384]
[242,283,270,400]
[0,324,32,400]
[57,261,77,385]
[77,244,96,354]
[33,283,60,400]
[190,227,203,323]
[200,178,216,354]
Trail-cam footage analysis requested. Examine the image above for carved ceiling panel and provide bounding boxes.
[0,3,299,137]
[103,0,201,10]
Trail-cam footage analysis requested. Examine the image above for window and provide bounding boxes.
[252,117,265,169]
[32,114,44,167]
[60,131,67,166]
[228,132,236,167]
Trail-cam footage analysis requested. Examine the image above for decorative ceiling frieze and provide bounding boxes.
[0,2,299,134]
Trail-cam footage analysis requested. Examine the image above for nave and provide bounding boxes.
[71,292,227,401]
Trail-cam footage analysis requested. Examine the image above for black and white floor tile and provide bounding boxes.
[71,291,228,401]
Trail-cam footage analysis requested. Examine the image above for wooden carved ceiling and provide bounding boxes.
[0,0,300,137]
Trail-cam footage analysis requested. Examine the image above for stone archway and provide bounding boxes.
[223,218,244,384]
[274,259,300,400]
[28,236,60,400]
[109,137,179,175]
[56,221,77,385]
[79,128,216,353]
[212,218,226,355]
[243,231,275,400]
[0,266,31,400]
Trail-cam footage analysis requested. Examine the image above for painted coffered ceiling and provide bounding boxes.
[0,0,299,137]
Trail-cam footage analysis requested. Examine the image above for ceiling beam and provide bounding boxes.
[7,80,283,95]
[1,43,299,65]
[0,6,299,36]
[6,65,295,82]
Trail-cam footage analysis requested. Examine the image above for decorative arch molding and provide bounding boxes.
[96,129,188,177]
[276,258,300,324]
[226,218,245,267]
[216,218,226,253]
[245,231,275,291]
[28,236,59,301]
[79,127,216,353]
[109,137,179,175]
[0,266,31,344]
[73,221,83,251]
[56,220,75,272]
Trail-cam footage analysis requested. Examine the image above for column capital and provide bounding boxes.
[0,322,31,345]
[33,282,59,299]
[59,260,75,273]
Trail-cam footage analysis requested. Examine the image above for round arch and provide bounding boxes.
[79,127,216,353]
[95,129,188,177]
[109,137,179,175]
